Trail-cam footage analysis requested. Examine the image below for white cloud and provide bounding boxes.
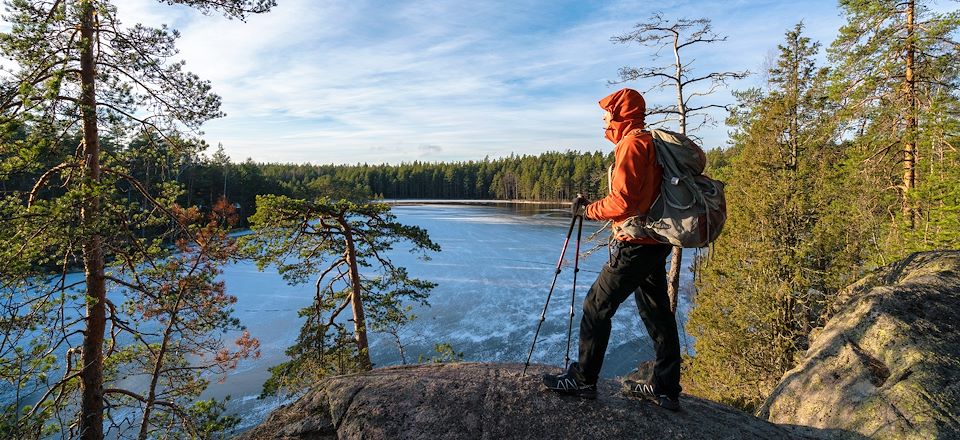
[5,0,863,163]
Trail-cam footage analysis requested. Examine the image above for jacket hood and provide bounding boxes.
[599,88,646,144]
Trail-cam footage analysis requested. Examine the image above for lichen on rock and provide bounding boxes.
[758,251,960,440]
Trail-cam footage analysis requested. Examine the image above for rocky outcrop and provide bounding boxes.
[759,251,960,439]
[237,362,810,440]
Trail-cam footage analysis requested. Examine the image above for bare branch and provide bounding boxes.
[28,162,80,208]
[686,104,730,113]
[323,298,353,328]
[681,71,750,88]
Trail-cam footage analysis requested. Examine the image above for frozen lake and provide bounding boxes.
[212,202,697,430]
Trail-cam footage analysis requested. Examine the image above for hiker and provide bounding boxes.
[542,88,682,411]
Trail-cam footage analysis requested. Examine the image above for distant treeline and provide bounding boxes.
[3,137,620,226]
[259,151,614,200]
[176,150,619,223]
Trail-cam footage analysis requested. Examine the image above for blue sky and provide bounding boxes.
[107,2,858,163]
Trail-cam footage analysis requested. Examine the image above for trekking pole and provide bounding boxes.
[522,212,579,375]
[563,213,584,369]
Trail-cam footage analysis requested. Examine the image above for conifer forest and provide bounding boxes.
[0,0,958,438]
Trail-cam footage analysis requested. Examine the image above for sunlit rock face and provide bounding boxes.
[760,251,960,440]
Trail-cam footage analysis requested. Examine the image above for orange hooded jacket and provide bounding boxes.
[585,88,662,244]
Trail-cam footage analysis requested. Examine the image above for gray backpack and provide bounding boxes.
[612,129,727,248]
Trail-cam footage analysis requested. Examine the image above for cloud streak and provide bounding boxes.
[115,1,850,164]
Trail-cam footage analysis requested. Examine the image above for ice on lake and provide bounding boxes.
[207,203,697,430]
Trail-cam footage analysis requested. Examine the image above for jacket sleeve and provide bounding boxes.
[585,136,653,221]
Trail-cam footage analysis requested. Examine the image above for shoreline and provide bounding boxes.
[381,199,567,206]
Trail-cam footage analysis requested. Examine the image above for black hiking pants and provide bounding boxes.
[577,241,682,397]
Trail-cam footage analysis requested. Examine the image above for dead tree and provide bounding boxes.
[611,13,748,313]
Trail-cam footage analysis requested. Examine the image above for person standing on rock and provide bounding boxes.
[542,88,682,411]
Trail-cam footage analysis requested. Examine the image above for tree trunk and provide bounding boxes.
[666,31,686,314]
[667,248,682,313]
[903,0,917,228]
[673,32,687,134]
[78,2,106,439]
[340,217,372,370]
[779,291,796,374]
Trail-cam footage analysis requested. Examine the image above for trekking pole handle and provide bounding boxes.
[571,193,589,218]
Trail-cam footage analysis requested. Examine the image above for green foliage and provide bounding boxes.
[904,144,960,250]
[687,9,960,412]
[0,0,271,437]
[685,24,852,411]
[829,0,960,255]
[0,0,955,433]
[243,195,439,397]
[186,397,242,439]
[418,343,464,364]
[166,0,275,19]
[702,147,734,181]
[104,201,260,437]
[178,151,613,222]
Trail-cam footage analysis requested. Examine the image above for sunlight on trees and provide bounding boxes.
[0,0,271,438]
[242,196,439,397]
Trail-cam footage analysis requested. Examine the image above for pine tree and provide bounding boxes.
[830,0,960,253]
[0,1,272,437]
[242,196,439,397]
[685,24,845,411]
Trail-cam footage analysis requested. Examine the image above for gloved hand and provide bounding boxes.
[571,194,589,218]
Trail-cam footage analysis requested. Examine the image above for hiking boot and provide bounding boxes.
[542,362,597,399]
[621,378,680,411]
